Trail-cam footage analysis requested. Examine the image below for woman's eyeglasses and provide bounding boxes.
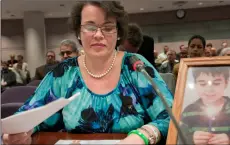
[80,24,117,35]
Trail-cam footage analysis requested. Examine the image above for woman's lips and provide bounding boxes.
[91,43,106,47]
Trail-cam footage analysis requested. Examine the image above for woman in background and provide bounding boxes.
[173,35,206,81]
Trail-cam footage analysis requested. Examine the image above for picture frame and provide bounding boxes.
[166,56,230,144]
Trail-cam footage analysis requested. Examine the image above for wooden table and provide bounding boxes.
[32,132,127,144]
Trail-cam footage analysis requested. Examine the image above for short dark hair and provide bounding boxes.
[69,1,128,46]
[126,23,143,48]
[188,35,206,49]
[206,43,213,47]
[192,67,229,82]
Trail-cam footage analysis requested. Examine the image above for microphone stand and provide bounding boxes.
[137,67,188,144]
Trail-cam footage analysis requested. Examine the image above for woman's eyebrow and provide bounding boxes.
[197,80,205,83]
[83,21,95,24]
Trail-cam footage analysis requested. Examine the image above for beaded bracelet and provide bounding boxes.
[128,130,149,145]
[139,127,156,144]
[144,125,160,143]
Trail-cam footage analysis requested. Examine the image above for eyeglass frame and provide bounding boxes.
[80,23,118,35]
[59,51,73,57]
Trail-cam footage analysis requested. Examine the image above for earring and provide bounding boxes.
[78,36,80,40]
[117,37,120,40]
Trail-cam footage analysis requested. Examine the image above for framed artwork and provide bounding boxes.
[167,56,230,144]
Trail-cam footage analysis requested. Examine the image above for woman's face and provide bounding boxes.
[80,4,118,58]
[188,38,204,58]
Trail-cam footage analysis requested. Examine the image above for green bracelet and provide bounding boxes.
[128,130,149,145]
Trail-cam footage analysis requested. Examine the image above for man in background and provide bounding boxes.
[204,48,212,57]
[34,51,58,80]
[7,54,18,68]
[220,47,230,56]
[210,47,217,56]
[206,43,213,49]
[119,23,143,53]
[1,61,16,92]
[176,45,188,61]
[159,50,178,73]
[155,45,169,64]
[12,55,30,84]
[59,39,79,61]
[217,42,228,55]
[138,35,155,67]
[119,23,155,67]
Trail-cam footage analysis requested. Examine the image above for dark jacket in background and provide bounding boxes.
[159,61,179,73]
[1,69,17,87]
[7,59,18,67]
[137,35,155,68]
[34,63,59,80]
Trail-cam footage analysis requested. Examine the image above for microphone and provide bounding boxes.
[129,55,188,144]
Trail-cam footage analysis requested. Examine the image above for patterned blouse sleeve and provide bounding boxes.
[132,54,174,140]
[16,71,64,133]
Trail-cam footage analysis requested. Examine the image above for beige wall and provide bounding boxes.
[45,18,81,60]
[1,5,230,62]
[1,19,25,61]
[129,5,230,26]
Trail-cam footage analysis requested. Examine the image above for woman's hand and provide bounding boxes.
[2,129,33,145]
[208,133,229,145]
[116,134,145,145]
[193,131,213,145]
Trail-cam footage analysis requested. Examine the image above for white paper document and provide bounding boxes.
[1,92,80,134]
[55,140,120,145]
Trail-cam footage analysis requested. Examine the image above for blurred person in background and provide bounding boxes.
[7,54,18,68]
[217,42,228,55]
[13,55,30,84]
[156,45,169,64]
[220,47,230,56]
[1,61,16,92]
[205,43,213,57]
[159,50,178,73]
[59,39,79,60]
[34,51,58,80]
[206,43,212,49]
[137,35,155,67]
[119,23,143,53]
[173,35,206,81]
[176,45,188,61]
[204,47,212,57]
[211,47,217,56]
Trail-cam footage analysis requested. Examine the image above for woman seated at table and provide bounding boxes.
[3,1,173,145]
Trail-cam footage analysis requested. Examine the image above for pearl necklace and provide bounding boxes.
[83,51,117,79]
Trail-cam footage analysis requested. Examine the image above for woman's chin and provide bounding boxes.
[88,50,108,57]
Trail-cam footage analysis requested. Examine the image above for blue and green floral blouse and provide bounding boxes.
[17,52,173,140]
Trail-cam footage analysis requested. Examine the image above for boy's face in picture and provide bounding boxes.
[195,72,228,104]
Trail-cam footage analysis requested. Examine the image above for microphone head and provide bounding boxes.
[129,56,144,71]
[129,55,155,77]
